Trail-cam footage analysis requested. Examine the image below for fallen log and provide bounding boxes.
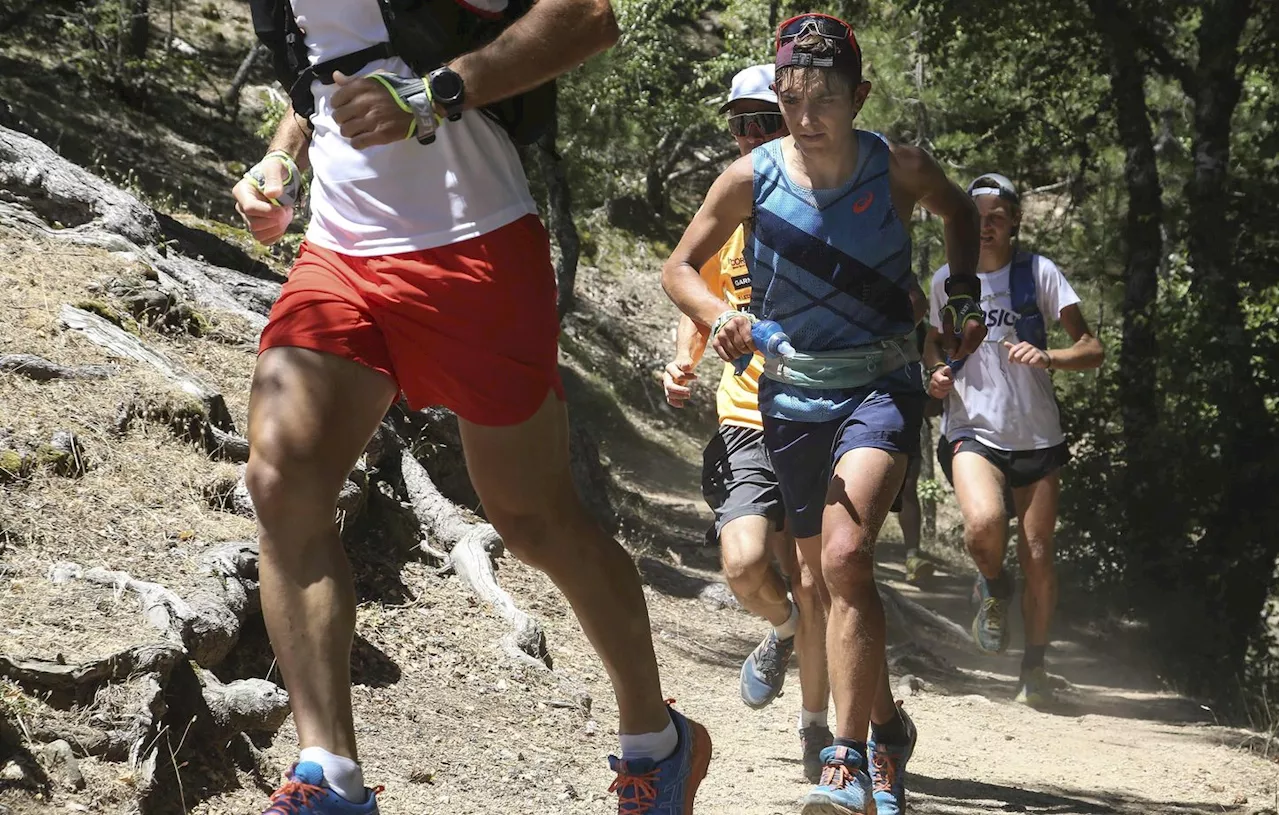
[60,304,235,431]
[0,644,182,704]
[0,354,116,381]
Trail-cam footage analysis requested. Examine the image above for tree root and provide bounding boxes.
[881,582,973,646]
[0,644,182,705]
[397,443,552,669]
[113,397,249,463]
[47,542,261,669]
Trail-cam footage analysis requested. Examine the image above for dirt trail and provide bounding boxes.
[587,437,1279,815]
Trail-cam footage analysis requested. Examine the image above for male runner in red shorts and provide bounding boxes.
[232,2,709,812]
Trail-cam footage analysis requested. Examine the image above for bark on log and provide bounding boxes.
[0,125,278,333]
[60,304,235,431]
[0,354,116,381]
[0,644,182,703]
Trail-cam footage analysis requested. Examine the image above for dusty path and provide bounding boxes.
[558,409,1280,815]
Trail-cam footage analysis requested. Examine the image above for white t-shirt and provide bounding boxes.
[294,0,538,256]
[929,254,1081,451]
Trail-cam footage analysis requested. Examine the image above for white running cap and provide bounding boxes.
[718,64,778,113]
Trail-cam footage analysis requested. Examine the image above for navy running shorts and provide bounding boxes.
[764,389,926,539]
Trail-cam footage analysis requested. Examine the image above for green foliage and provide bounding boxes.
[902,0,1277,718]
[916,477,944,504]
[257,92,288,141]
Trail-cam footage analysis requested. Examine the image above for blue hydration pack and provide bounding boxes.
[951,251,1046,373]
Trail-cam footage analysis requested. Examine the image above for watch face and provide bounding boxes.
[433,70,464,102]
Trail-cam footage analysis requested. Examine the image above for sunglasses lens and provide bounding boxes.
[779,15,849,43]
[730,113,784,137]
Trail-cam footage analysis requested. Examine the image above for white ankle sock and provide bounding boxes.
[774,603,800,640]
[799,707,829,730]
[298,747,366,803]
[619,717,678,762]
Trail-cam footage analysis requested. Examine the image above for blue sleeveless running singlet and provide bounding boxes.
[746,131,917,421]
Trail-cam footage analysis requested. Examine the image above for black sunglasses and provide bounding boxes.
[728,112,786,138]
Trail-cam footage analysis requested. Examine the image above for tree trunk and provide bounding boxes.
[126,0,150,61]
[644,128,690,218]
[1090,0,1164,568]
[224,45,268,113]
[911,24,937,542]
[1181,0,1274,670]
[534,107,580,319]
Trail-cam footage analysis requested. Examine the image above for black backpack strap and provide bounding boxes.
[311,43,398,85]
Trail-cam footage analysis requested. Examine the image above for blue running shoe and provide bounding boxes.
[608,703,712,814]
[740,627,795,709]
[971,573,1012,654]
[262,762,380,815]
[800,745,874,815]
[867,703,918,815]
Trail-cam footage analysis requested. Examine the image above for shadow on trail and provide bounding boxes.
[911,774,1228,814]
[657,628,758,672]
[560,364,703,500]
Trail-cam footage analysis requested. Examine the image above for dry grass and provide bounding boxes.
[0,229,257,663]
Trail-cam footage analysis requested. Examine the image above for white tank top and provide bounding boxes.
[293,0,537,256]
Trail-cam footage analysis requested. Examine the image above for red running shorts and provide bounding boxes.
[258,214,565,427]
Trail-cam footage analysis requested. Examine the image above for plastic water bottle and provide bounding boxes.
[733,320,795,375]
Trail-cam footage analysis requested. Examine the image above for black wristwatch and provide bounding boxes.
[428,67,465,122]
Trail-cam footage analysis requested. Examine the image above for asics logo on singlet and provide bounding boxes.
[852,192,874,213]
[985,308,1019,329]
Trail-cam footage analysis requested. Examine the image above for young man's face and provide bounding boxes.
[776,73,870,152]
[976,195,1020,255]
[727,99,788,156]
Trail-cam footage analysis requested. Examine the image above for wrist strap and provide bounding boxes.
[711,310,754,338]
[368,73,443,144]
[246,151,302,207]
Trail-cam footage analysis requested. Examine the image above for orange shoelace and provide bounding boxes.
[818,762,856,790]
[609,698,680,813]
[263,780,384,814]
[871,749,897,794]
[609,766,660,812]
[263,780,324,815]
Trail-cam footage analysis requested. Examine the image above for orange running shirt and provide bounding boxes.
[698,226,764,430]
